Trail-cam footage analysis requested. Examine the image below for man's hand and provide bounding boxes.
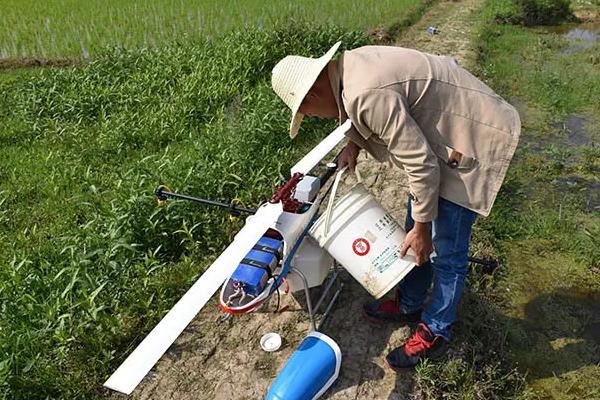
[337,141,360,170]
[400,221,433,266]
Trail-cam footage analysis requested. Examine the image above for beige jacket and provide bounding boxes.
[328,46,521,222]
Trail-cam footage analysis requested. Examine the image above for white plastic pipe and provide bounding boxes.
[104,202,283,395]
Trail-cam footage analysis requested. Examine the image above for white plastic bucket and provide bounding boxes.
[309,167,416,299]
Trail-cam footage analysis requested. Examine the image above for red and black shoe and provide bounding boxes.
[385,322,447,370]
[363,289,422,323]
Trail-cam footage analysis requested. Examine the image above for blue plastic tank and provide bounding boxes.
[266,332,341,400]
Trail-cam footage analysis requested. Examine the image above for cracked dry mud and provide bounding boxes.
[106,1,483,398]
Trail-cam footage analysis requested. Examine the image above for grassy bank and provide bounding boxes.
[409,1,599,399]
[0,23,372,399]
[455,0,600,398]
[0,0,421,58]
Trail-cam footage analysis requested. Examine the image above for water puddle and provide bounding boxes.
[518,113,599,212]
[521,114,591,153]
[563,27,600,42]
[553,175,600,212]
[505,245,600,389]
[552,114,590,146]
[547,23,600,55]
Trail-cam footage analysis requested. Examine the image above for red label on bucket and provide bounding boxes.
[352,238,370,256]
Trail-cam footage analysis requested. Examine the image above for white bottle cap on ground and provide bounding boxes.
[260,332,282,352]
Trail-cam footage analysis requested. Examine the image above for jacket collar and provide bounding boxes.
[327,55,348,125]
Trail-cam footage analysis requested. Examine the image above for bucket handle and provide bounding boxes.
[323,166,362,237]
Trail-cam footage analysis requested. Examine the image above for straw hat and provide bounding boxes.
[272,41,341,139]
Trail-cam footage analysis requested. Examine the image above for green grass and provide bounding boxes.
[0,22,372,399]
[412,1,599,398]
[476,24,600,118]
[0,0,421,58]
[456,0,600,398]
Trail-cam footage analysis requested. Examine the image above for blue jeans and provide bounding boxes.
[398,196,477,341]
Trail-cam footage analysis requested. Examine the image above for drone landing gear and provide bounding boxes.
[289,262,343,333]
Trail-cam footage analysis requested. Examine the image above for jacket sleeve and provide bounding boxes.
[347,88,440,222]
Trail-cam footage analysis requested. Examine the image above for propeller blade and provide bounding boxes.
[291,119,352,175]
[104,202,284,395]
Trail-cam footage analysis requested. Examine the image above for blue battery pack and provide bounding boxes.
[230,264,267,296]
[255,237,284,255]
[230,236,283,296]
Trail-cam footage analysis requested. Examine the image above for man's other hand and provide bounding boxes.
[338,141,360,170]
[400,221,433,266]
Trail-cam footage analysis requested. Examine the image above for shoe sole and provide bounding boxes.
[361,308,421,325]
[384,356,416,372]
[384,346,448,373]
[362,309,391,324]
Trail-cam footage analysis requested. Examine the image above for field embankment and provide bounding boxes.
[466,0,600,398]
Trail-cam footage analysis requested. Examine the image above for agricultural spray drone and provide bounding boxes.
[104,121,354,396]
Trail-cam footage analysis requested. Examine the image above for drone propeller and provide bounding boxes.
[291,119,352,175]
[104,201,284,395]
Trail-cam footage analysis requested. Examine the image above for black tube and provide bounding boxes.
[317,150,343,187]
[155,186,257,215]
[155,153,341,215]
[468,256,499,272]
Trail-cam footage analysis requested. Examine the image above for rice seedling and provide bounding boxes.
[0,0,421,58]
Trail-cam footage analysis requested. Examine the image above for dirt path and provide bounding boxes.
[106,1,484,399]
[395,0,481,68]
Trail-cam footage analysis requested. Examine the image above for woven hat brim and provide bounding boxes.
[286,42,341,138]
[289,112,305,139]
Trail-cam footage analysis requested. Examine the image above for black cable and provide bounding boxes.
[272,274,281,312]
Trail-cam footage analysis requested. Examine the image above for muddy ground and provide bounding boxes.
[105,1,492,399]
